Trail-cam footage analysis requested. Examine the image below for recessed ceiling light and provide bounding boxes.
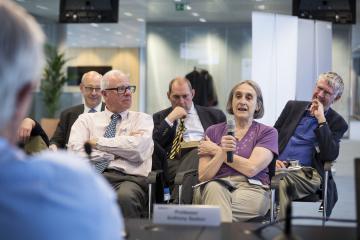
[124,12,133,17]
[137,18,145,22]
[192,12,199,17]
[255,0,264,2]
[258,5,265,10]
[185,5,192,10]
[104,28,111,31]
[115,31,122,35]
[199,18,206,22]
[90,23,99,27]
[36,5,48,10]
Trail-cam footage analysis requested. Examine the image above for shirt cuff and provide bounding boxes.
[318,121,327,128]
[165,117,174,127]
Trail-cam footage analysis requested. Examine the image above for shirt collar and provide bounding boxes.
[188,102,196,114]
[84,102,103,113]
[104,107,129,120]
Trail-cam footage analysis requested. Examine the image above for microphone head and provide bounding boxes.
[227,119,235,133]
[84,142,92,156]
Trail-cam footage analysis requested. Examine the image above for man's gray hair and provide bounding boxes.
[0,0,45,127]
[318,72,344,99]
[101,70,129,90]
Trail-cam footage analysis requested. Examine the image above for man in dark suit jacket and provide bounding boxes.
[49,71,105,150]
[153,77,226,189]
[275,72,348,218]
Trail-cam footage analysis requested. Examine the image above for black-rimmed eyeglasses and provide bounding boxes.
[105,85,136,94]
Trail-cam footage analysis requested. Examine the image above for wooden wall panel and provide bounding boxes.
[64,48,140,111]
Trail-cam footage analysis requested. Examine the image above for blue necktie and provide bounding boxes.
[104,113,121,138]
[88,108,96,113]
[93,113,121,173]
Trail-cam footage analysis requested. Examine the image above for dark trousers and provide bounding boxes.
[168,148,199,203]
[103,169,148,218]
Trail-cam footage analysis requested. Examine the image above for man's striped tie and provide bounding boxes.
[168,119,186,160]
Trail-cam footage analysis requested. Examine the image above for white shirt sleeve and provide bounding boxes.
[96,113,154,163]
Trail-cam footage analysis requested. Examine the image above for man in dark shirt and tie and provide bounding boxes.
[274,72,348,218]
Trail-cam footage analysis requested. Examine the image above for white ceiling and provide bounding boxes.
[13,0,294,48]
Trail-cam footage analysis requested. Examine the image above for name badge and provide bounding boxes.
[153,204,221,226]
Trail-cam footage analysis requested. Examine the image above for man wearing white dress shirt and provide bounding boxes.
[68,70,154,218]
[49,71,105,150]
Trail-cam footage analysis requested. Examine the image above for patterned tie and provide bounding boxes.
[93,113,121,173]
[88,108,96,113]
[104,113,121,138]
[168,119,186,160]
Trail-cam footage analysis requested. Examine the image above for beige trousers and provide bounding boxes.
[193,175,270,222]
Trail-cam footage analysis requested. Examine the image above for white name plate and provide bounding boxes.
[152,204,221,227]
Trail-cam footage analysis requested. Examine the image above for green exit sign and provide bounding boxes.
[175,3,185,11]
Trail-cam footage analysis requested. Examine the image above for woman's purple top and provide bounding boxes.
[205,121,278,185]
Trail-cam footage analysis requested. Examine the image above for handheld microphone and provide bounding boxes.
[84,142,92,160]
[226,119,235,163]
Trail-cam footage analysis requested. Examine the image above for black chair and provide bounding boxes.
[173,169,198,204]
[147,170,165,219]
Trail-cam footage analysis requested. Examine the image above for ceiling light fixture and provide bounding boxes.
[192,12,199,17]
[137,18,145,22]
[258,5,266,10]
[90,23,99,27]
[199,18,206,22]
[124,12,133,17]
[185,5,192,10]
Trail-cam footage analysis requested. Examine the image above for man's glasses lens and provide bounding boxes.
[117,86,136,94]
[105,85,136,94]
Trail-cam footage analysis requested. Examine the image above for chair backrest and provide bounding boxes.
[23,136,48,154]
[40,118,60,139]
[268,156,277,182]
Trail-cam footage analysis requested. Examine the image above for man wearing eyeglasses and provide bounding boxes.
[49,71,105,151]
[68,70,154,218]
[275,72,348,219]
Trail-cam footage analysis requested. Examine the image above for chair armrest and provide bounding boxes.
[174,169,198,185]
[323,161,332,172]
[270,172,287,190]
[148,170,163,184]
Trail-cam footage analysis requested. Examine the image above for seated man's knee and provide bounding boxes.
[116,182,145,204]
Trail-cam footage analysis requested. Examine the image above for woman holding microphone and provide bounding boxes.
[194,80,278,222]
